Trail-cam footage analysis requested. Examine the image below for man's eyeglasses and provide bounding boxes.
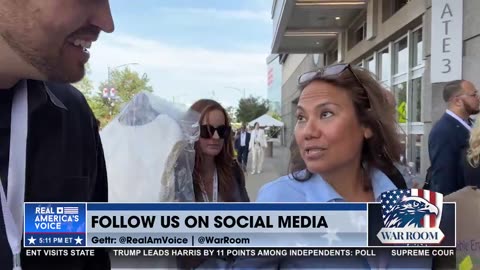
[200,125,231,139]
[298,63,371,108]
[457,92,479,98]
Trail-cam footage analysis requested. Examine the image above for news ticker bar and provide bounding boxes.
[24,202,456,248]
[24,247,456,258]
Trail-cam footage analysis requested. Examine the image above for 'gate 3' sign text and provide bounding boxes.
[431,0,463,83]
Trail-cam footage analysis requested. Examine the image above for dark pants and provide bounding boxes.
[237,146,249,171]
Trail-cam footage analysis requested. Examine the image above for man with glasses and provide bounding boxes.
[427,80,480,195]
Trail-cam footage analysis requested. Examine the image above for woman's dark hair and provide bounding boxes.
[189,99,236,201]
[289,65,404,190]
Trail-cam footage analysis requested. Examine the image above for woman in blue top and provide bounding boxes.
[233,64,431,269]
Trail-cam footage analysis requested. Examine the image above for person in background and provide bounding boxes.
[428,80,479,195]
[249,122,267,174]
[233,64,429,269]
[0,1,114,269]
[461,119,480,186]
[234,125,250,172]
[180,99,249,269]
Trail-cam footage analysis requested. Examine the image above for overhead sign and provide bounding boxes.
[431,0,463,83]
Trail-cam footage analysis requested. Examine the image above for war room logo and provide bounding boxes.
[377,189,444,245]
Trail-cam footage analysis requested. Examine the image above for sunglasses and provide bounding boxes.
[200,125,231,139]
[298,63,371,108]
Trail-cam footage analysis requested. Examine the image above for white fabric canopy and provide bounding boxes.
[248,114,284,127]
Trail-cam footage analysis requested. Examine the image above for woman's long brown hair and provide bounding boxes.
[189,99,236,202]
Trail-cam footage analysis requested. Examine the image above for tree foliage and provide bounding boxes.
[99,67,153,104]
[265,111,282,138]
[225,106,238,123]
[76,66,154,128]
[235,96,269,124]
[268,111,282,121]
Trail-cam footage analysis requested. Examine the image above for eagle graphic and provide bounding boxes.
[384,196,439,228]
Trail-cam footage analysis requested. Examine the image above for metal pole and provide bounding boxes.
[107,66,113,116]
[225,86,246,99]
[107,66,111,85]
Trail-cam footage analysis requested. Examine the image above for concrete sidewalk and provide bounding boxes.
[244,142,290,201]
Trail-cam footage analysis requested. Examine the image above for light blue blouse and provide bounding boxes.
[232,169,433,270]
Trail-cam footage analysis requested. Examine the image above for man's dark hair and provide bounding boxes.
[443,80,465,102]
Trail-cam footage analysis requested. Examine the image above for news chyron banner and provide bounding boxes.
[24,189,456,254]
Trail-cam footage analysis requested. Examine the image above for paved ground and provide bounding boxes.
[244,142,290,201]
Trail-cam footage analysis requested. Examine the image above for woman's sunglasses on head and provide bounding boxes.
[200,125,231,139]
[298,63,371,108]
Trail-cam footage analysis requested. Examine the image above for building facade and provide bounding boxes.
[267,54,283,115]
[271,0,480,178]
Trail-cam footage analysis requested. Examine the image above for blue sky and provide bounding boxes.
[88,0,273,107]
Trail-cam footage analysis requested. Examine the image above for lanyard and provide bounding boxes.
[201,168,218,202]
[1,81,28,270]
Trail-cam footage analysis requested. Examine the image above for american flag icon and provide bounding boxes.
[62,207,79,215]
[380,189,443,229]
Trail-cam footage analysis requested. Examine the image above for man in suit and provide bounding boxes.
[428,80,480,195]
[235,125,251,172]
[0,1,114,269]
[249,122,267,175]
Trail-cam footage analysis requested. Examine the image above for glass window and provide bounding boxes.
[415,135,422,174]
[378,48,390,81]
[326,49,337,65]
[367,57,376,74]
[393,82,407,123]
[411,77,422,122]
[355,25,365,44]
[393,0,410,13]
[412,29,423,67]
[394,37,408,74]
[398,133,407,164]
[407,134,422,174]
[383,0,412,22]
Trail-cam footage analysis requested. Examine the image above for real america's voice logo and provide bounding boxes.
[376,189,444,245]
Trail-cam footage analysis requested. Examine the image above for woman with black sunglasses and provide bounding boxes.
[178,99,250,269]
[233,64,432,269]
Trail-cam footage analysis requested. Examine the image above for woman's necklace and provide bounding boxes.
[200,168,218,202]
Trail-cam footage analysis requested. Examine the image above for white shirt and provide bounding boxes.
[249,129,266,149]
[240,132,246,146]
[446,109,471,131]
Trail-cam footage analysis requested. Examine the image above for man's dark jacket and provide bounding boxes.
[234,132,250,151]
[0,80,109,269]
[428,113,469,195]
